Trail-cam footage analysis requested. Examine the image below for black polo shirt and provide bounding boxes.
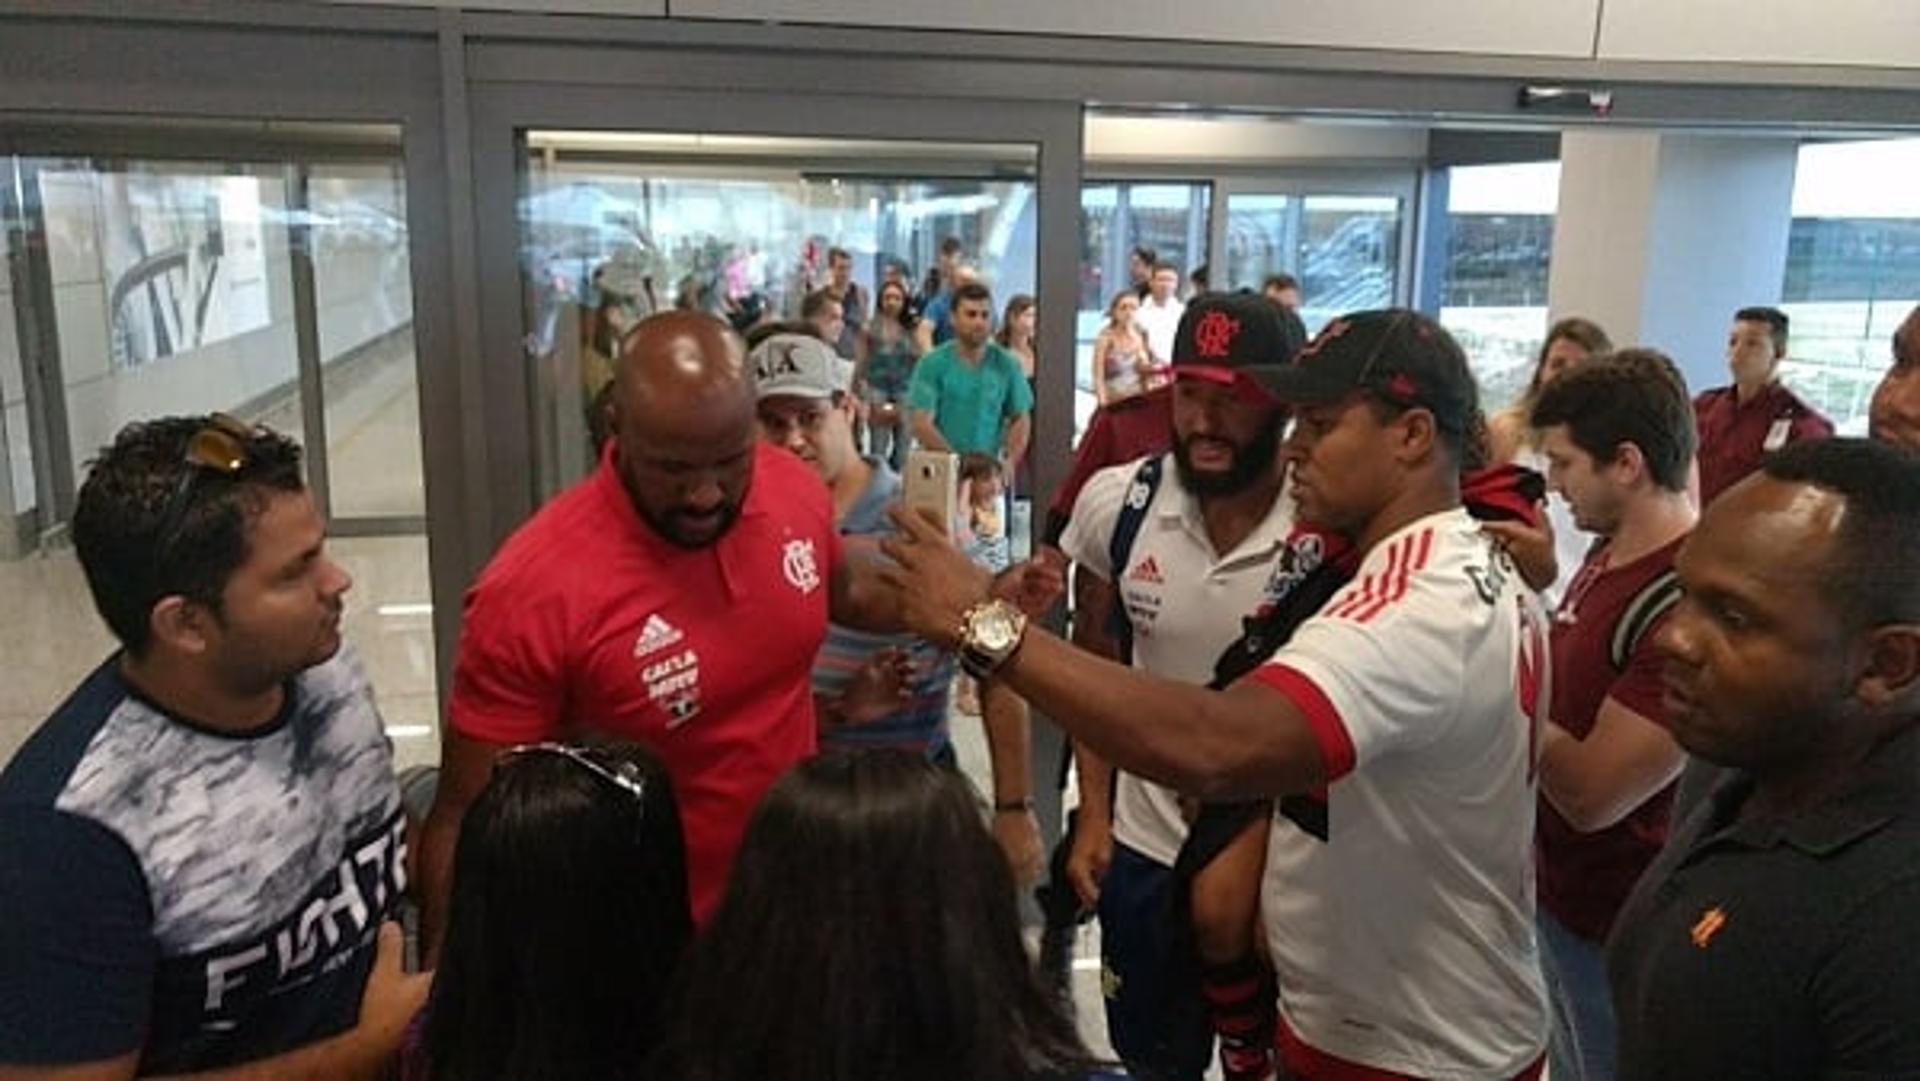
[1607,725,1920,1081]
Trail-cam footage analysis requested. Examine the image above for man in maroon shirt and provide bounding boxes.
[1694,306,1832,506]
[1527,349,1697,1081]
[1868,305,1920,452]
[1042,386,1174,549]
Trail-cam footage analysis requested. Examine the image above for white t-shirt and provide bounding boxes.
[1061,454,1298,866]
[1249,508,1550,1077]
[1134,296,1186,364]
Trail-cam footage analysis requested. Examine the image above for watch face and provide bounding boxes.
[974,604,1021,651]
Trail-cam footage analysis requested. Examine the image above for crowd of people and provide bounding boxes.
[3,213,1920,1081]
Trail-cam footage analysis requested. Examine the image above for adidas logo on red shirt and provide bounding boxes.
[632,613,685,657]
[1128,556,1166,585]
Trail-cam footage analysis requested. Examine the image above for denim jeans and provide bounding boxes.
[1539,907,1618,1081]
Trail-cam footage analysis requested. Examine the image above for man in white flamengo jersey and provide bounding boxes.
[878,308,1550,1080]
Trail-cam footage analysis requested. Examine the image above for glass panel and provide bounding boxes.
[0,125,437,771]
[1224,192,1292,293]
[313,163,421,518]
[1437,161,1560,410]
[522,132,1039,494]
[1296,194,1400,335]
[1780,137,1920,435]
[39,161,307,472]
[1075,181,1210,438]
[0,196,29,522]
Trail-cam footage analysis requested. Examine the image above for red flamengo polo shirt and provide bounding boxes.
[1535,537,1683,942]
[450,441,838,921]
[1694,382,1832,506]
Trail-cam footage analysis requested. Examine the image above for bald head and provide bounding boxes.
[614,310,749,408]
[612,311,758,548]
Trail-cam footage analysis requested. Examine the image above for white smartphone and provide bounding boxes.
[902,449,959,531]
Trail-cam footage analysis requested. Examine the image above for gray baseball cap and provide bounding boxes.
[749,333,854,401]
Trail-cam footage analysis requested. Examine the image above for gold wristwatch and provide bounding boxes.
[957,598,1028,680]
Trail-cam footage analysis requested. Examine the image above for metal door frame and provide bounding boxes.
[463,56,1086,550]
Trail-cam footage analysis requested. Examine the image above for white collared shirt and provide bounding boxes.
[1061,453,1297,864]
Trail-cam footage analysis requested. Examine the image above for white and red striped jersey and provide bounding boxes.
[1248,507,1550,1077]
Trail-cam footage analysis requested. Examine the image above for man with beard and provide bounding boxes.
[1057,295,1303,1080]
[880,310,1550,1079]
[419,312,919,940]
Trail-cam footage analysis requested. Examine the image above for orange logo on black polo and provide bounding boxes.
[1690,906,1728,948]
[1193,311,1242,358]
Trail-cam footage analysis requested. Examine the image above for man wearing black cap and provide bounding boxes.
[880,309,1549,1079]
[1055,294,1305,1080]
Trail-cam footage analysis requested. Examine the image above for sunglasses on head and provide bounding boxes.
[500,741,651,803]
[149,413,259,577]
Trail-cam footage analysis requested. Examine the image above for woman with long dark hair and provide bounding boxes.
[415,741,691,1081]
[996,293,1039,384]
[655,751,1115,1081]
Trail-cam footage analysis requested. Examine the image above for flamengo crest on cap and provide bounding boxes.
[1193,310,1242,359]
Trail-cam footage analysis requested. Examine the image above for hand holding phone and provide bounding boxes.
[902,449,959,531]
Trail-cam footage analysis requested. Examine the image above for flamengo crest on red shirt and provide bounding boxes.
[782,538,821,594]
[1193,311,1242,358]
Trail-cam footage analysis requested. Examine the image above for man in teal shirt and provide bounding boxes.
[909,281,1034,465]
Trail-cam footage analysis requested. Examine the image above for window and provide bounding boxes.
[520,133,1039,489]
[1076,181,1210,433]
[1224,188,1407,337]
[1436,161,1559,410]
[1779,137,1920,434]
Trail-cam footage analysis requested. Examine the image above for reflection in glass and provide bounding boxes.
[1296,195,1400,335]
[1076,181,1209,437]
[521,133,1038,493]
[6,147,420,519]
[1780,137,1920,435]
[1225,193,1292,294]
[1436,161,1559,410]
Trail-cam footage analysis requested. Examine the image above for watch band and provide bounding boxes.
[993,798,1034,813]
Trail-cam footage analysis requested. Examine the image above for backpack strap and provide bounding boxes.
[1104,456,1165,666]
[1611,568,1682,671]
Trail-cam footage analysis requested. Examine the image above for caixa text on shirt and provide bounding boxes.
[194,809,408,1014]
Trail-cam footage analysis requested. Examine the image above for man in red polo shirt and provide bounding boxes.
[418,312,907,941]
[1527,350,1696,1081]
[1694,306,1832,505]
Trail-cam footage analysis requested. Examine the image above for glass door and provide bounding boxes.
[518,132,1040,495]
[1076,180,1211,435]
[1220,173,1418,335]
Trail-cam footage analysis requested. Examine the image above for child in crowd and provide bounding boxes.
[959,452,1010,573]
